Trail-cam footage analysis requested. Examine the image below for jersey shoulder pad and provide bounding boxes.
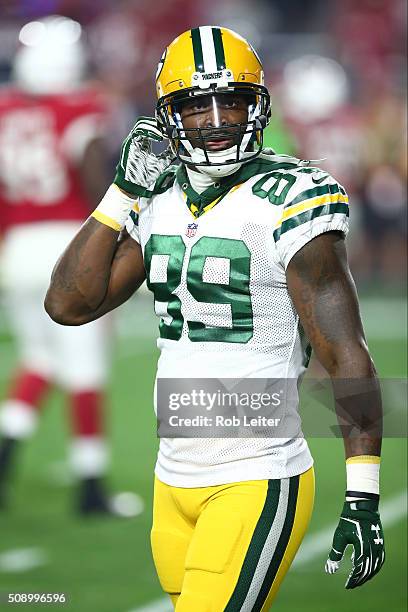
[249,157,349,262]
[273,166,349,240]
[270,166,349,268]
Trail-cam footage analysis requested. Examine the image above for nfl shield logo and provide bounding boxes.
[186,222,198,238]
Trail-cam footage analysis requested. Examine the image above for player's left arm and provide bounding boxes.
[286,230,385,588]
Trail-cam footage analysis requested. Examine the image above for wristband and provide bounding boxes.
[346,455,380,497]
[91,184,138,231]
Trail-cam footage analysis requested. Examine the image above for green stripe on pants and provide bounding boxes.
[224,479,281,611]
[252,475,300,611]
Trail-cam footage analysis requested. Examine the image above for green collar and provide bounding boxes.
[175,155,300,210]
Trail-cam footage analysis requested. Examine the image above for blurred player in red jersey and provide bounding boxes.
[280,55,365,196]
[0,16,114,514]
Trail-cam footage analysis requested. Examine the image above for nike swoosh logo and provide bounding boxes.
[312,175,328,184]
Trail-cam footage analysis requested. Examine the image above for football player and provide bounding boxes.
[44,27,385,609]
[0,16,114,514]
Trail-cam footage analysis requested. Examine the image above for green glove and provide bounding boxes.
[325,497,385,589]
[114,116,175,197]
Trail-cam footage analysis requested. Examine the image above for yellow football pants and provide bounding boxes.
[151,467,315,611]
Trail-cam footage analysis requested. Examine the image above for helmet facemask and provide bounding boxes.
[156,84,270,177]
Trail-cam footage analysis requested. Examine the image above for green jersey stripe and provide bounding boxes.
[212,27,226,70]
[274,202,349,241]
[191,28,204,72]
[288,182,346,208]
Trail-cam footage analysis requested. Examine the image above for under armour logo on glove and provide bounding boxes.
[371,524,383,545]
[325,497,385,589]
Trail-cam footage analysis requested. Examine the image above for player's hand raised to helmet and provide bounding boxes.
[114,116,175,197]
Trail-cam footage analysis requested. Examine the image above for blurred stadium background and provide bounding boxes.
[0,0,406,611]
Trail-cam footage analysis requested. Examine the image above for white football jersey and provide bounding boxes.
[126,153,349,487]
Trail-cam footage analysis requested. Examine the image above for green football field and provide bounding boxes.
[0,295,406,612]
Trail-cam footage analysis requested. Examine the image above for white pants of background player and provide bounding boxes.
[0,221,112,478]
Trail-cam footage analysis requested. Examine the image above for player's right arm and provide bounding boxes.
[45,221,145,325]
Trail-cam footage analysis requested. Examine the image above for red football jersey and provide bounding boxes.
[0,86,107,232]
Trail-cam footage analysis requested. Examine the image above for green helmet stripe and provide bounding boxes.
[212,27,226,70]
[191,28,204,72]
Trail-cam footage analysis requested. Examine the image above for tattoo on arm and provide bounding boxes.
[51,221,102,293]
[46,219,144,324]
[287,232,369,373]
[286,231,382,458]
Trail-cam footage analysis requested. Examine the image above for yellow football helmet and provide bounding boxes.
[155,26,271,174]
